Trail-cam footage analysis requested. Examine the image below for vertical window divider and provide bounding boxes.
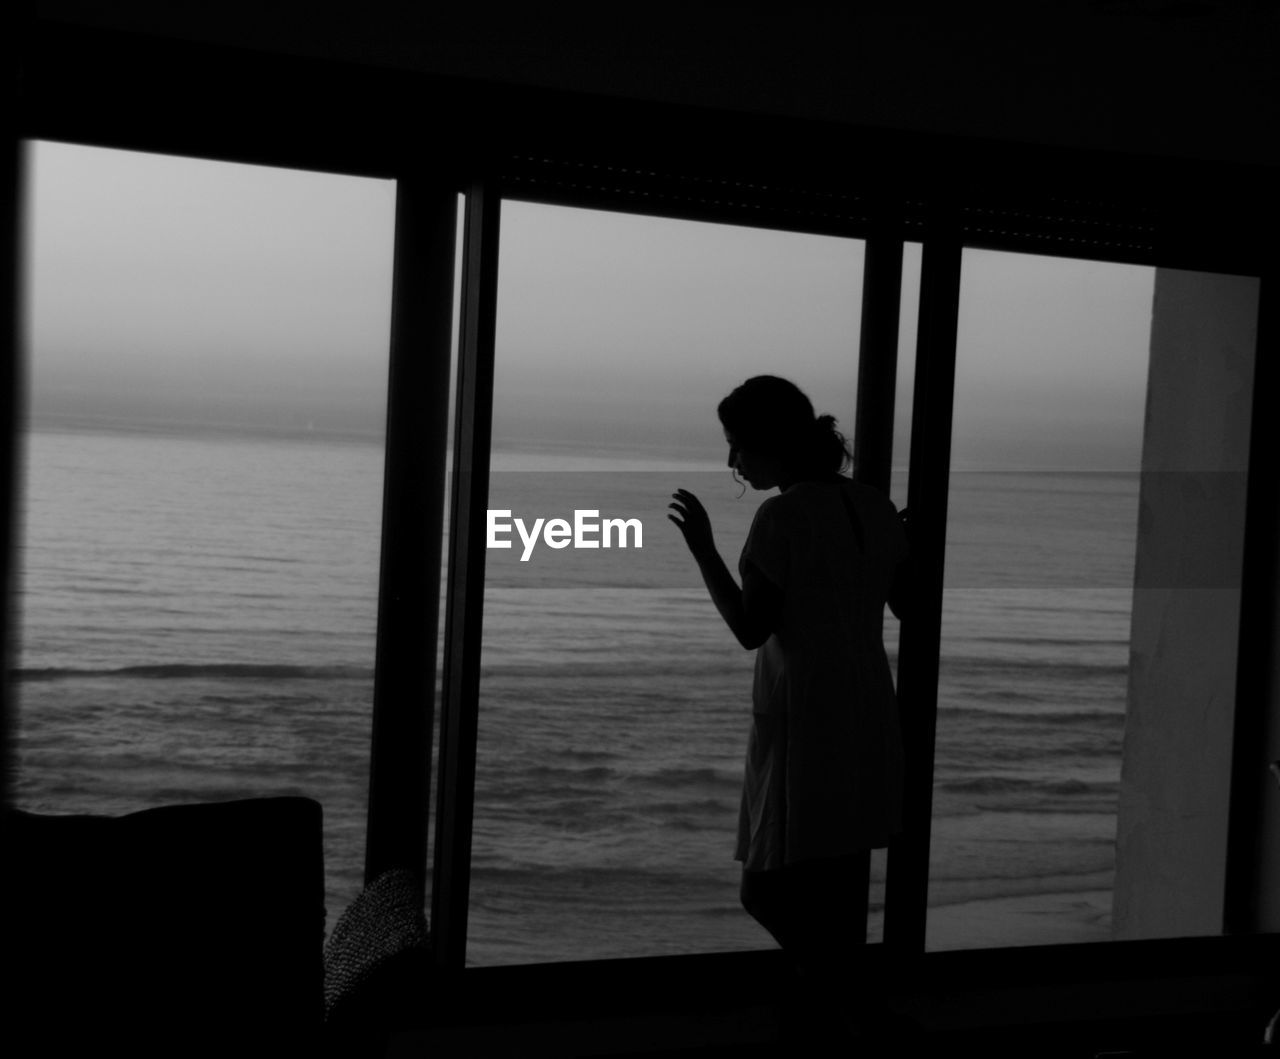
[1224,270,1279,935]
[432,182,502,970]
[0,134,20,804]
[882,225,962,957]
[852,231,905,943]
[854,234,904,496]
[364,174,459,890]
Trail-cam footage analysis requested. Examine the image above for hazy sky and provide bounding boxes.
[23,141,1154,469]
[493,203,864,461]
[24,141,397,438]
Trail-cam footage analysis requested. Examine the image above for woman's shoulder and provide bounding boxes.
[831,479,908,554]
[839,477,901,516]
[786,476,899,514]
[770,478,902,530]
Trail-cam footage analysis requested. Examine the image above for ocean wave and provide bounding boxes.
[938,705,1125,727]
[939,775,1115,797]
[970,636,1127,648]
[490,762,739,791]
[942,660,1131,681]
[468,863,730,891]
[480,661,745,681]
[12,663,373,682]
[642,797,736,818]
[944,739,1122,763]
[516,764,617,783]
[637,766,736,787]
[925,869,1115,901]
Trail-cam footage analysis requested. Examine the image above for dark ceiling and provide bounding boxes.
[27,1,1280,168]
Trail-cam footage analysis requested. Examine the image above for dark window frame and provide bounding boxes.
[4,17,1276,997]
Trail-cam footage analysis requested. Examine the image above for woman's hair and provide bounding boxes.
[717,375,852,476]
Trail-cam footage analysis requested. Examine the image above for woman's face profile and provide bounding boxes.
[725,432,781,491]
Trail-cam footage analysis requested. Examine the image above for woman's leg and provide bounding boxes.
[739,866,788,948]
[743,854,871,1046]
[784,852,887,1042]
[741,852,872,957]
[783,850,871,967]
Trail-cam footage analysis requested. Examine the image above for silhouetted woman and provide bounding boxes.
[669,375,908,1002]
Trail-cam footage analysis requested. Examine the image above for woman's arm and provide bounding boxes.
[696,548,779,650]
[669,489,780,649]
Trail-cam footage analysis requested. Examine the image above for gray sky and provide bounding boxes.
[24,141,1154,469]
[24,141,396,439]
[951,249,1152,471]
[493,202,863,462]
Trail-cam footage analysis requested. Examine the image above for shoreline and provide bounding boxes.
[922,888,1113,951]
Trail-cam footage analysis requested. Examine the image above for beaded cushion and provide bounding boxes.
[323,867,431,1024]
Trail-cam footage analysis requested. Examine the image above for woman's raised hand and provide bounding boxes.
[668,488,716,563]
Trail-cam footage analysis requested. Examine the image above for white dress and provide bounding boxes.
[734,477,908,872]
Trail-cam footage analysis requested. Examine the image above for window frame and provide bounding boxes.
[4,16,1276,995]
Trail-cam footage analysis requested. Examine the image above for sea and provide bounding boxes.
[11,425,1137,964]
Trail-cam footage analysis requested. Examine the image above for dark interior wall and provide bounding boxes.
[28,1,1280,168]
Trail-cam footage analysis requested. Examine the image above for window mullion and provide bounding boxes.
[882,227,961,957]
[364,175,459,888]
[1224,271,1280,934]
[0,135,21,798]
[853,234,904,495]
[846,233,905,944]
[431,182,502,970]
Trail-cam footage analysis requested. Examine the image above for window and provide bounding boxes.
[927,249,1154,948]
[466,200,868,964]
[926,251,1260,949]
[14,141,396,932]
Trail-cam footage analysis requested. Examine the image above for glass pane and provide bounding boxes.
[14,142,396,935]
[468,201,866,964]
[928,249,1155,949]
